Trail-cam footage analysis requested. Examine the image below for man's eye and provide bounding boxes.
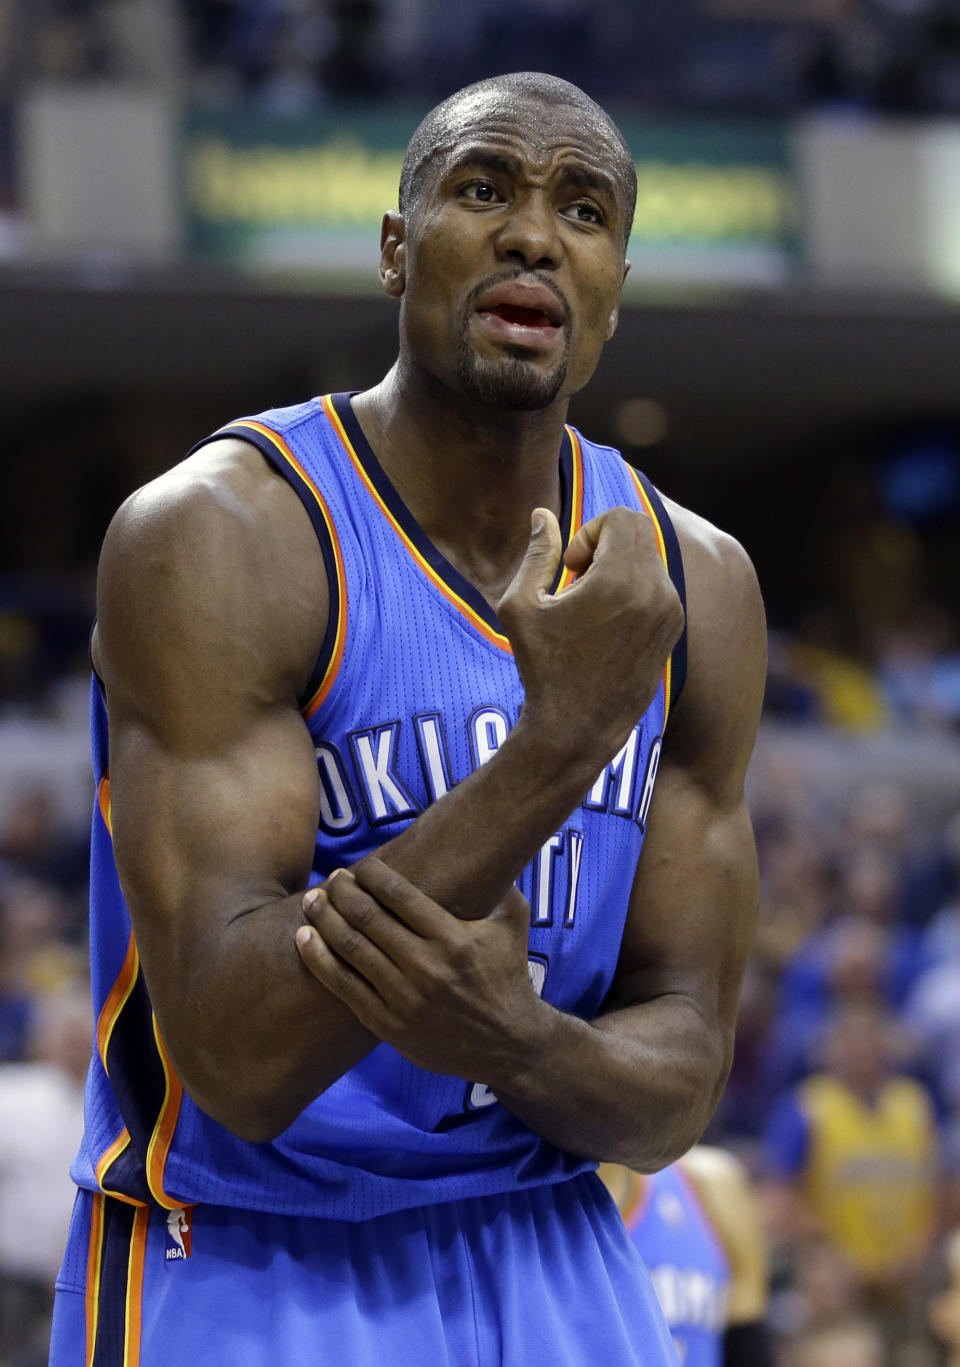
[565,201,603,225]
[462,181,500,203]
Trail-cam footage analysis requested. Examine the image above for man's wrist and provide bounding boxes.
[506,710,611,799]
[486,994,568,1101]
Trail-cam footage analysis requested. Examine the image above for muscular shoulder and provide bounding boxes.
[95,437,328,730]
[659,495,766,793]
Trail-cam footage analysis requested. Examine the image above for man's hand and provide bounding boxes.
[498,506,683,761]
[296,858,540,1084]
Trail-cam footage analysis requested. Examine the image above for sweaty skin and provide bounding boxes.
[94,88,764,1154]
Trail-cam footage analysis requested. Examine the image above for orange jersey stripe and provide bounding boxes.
[96,933,140,1073]
[95,1130,148,1209]
[124,1206,149,1367]
[95,1130,130,1190]
[627,467,673,727]
[145,1017,184,1210]
[97,773,113,837]
[225,418,348,717]
[85,1193,106,1367]
[556,428,584,593]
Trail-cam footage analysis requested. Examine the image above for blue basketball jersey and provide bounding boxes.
[74,392,688,1221]
[625,1165,731,1367]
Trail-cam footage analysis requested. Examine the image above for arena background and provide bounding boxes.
[2,3,960,1364]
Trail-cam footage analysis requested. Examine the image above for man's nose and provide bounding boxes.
[494,193,562,271]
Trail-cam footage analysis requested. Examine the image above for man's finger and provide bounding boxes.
[563,505,652,576]
[352,857,466,937]
[295,925,394,1033]
[312,898,419,1006]
[498,507,563,610]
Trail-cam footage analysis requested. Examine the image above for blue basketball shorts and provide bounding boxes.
[50,1172,677,1367]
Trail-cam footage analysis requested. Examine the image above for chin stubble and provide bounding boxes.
[454,330,571,412]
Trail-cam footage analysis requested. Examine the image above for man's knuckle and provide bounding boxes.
[340,928,363,957]
[353,899,379,933]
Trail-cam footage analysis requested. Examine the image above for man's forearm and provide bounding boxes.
[373,714,604,920]
[198,718,608,1137]
[490,994,727,1169]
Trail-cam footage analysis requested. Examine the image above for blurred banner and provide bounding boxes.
[180,107,800,286]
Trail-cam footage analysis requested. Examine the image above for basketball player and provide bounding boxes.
[51,73,766,1366]
[600,1148,772,1367]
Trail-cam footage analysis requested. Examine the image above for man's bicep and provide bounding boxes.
[608,761,758,1034]
[605,514,765,1033]
[109,705,321,939]
[95,442,328,988]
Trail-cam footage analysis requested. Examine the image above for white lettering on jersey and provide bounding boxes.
[650,1266,728,1332]
[470,707,509,767]
[565,829,584,928]
[414,713,451,801]
[636,736,662,831]
[533,833,564,925]
[586,726,641,816]
[350,725,418,823]
[316,744,356,831]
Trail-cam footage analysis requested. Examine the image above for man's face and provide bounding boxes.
[387,93,631,412]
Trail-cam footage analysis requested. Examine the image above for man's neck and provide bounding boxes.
[350,362,572,606]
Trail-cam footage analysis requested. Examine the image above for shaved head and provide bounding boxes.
[399,73,637,251]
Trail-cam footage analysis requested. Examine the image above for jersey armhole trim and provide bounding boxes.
[626,468,688,725]
[187,422,347,718]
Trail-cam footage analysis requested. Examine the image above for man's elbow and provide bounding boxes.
[642,1030,730,1171]
[166,1042,320,1145]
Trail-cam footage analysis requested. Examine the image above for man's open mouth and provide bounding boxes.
[481,304,558,329]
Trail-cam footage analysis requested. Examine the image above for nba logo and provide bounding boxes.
[165,1207,193,1261]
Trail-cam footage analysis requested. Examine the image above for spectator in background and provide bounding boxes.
[762,1001,938,1313]
[929,1227,960,1367]
[0,983,89,1366]
[782,1316,886,1367]
[769,1234,866,1339]
[0,879,84,1062]
[0,784,89,905]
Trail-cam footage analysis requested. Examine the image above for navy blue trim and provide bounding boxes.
[631,469,688,711]
[187,425,340,713]
[101,968,166,1206]
[92,1195,137,1367]
[330,392,573,634]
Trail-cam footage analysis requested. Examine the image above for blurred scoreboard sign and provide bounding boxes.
[181,107,799,286]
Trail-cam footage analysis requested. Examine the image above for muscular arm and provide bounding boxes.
[487,509,766,1166]
[98,442,679,1142]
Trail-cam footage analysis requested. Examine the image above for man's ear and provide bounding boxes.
[605,260,630,339]
[380,212,406,298]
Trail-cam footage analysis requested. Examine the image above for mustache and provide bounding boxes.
[464,268,571,322]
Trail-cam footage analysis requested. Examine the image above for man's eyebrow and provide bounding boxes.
[438,146,621,207]
[441,148,524,180]
[557,162,619,202]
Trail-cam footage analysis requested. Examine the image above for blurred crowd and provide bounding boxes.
[1,581,960,1364]
[6,0,960,115]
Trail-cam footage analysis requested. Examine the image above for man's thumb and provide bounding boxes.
[516,507,563,600]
